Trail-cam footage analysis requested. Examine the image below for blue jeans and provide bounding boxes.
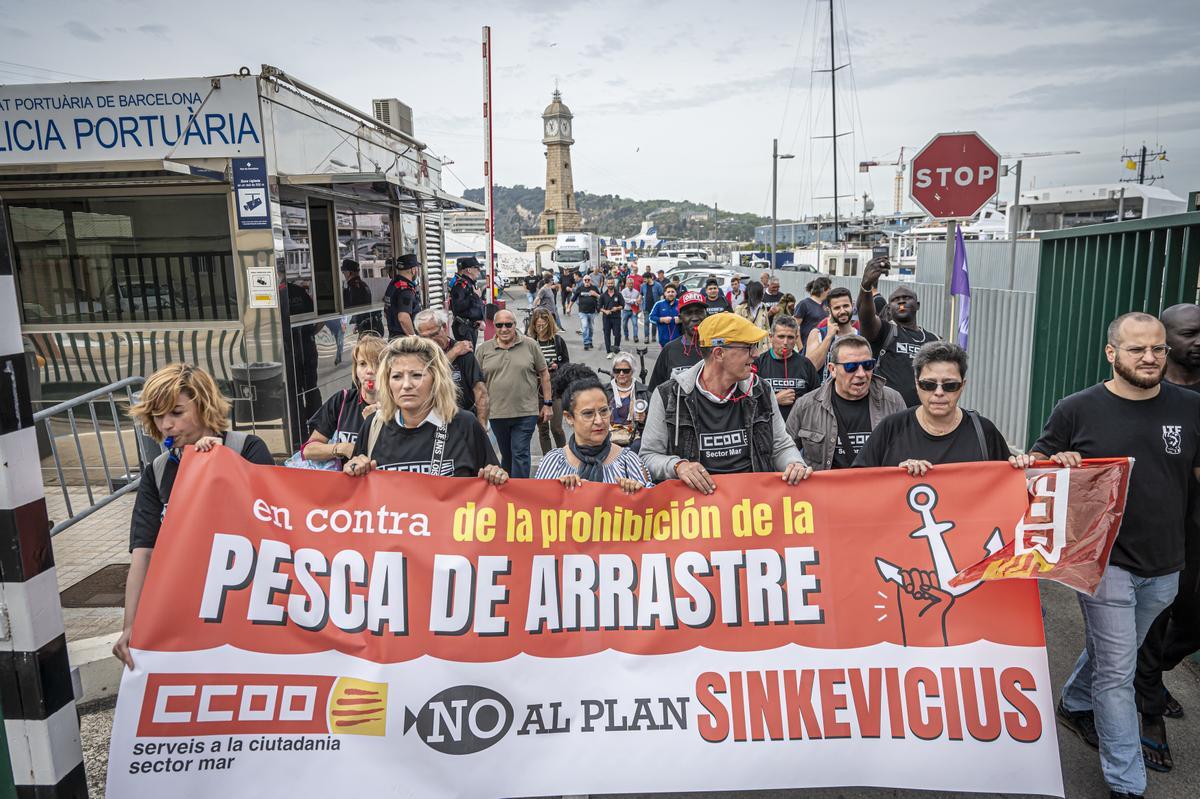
[1061,564,1179,795]
[622,308,640,340]
[580,312,598,347]
[490,415,537,478]
[643,310,656,340]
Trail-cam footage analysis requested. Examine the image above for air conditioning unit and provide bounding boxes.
[371,98,414,136]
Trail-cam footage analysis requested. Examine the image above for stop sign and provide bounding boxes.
[909,132,1001,219]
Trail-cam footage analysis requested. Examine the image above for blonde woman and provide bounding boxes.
[344,336,507,483]
[115,363,274,668]
[300,333,386,465]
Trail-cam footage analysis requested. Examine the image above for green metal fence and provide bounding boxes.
[1026,211,1200,445]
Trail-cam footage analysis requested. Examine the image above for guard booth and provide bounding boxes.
[0,66,480,454]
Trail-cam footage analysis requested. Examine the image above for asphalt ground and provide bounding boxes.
[78,287,1200,798]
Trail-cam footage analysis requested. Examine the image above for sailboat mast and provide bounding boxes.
[829,0,840,243]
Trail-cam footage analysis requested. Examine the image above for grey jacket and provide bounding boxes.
[640,361,804,482]
[785,377,905,471]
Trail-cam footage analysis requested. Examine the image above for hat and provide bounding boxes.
[396,253,420,270]
[341,258,360,273]
[698,312,768,348]
[677,290,706,310]
[457,255,482,270]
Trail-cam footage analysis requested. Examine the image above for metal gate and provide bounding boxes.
[1025,211,1200,445]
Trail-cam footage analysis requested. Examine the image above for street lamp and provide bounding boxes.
[772,138,794,274]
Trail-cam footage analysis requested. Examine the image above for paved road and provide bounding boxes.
[78,288,1200,798]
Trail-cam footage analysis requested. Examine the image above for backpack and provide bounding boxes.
[152,430,249,494]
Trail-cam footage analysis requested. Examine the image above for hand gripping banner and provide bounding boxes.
[107,448,1076,798]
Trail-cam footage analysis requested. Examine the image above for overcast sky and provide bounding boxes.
[2,0,1197,221]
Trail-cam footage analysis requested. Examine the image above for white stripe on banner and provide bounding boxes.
[4,702,85,786]
[0,275,19,350]
[0,568,66,653]
[0,428,43,510]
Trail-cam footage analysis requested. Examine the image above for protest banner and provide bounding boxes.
[107,447,1070,798]
[951,458,1133,595]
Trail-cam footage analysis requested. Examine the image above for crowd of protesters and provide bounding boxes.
[118,251,1200,799]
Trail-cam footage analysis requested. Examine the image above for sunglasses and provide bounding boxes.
[917,379,963,393]
[835,359,876,373]
[613,367,632,374]
[494,322,515,328]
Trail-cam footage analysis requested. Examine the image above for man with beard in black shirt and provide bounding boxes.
[648,291,708,390]
[857,256,939,407]
[753,314,818,422]
[1134,303,1200,772]
[1031,312,1200,799]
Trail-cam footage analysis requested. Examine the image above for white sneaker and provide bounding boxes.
[606,352,614,359]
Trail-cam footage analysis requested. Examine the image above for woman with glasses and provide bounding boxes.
[343,337,508,484]
[535,364,652,494]
[852,341,1032,474]
[605,351,650,446]
[529,307,570,454]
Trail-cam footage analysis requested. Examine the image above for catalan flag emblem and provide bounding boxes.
[328,677,388,736]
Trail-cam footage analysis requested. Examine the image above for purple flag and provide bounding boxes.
[951,225,971,349]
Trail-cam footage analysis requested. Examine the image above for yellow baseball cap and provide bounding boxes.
[697,312,768,348]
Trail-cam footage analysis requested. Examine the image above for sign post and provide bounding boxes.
[909,132,1000,341]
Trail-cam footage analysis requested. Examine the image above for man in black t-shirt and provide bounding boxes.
[1031,312,1200,799]
[786,334,906,470]
[703,278,731,316]
[648,291,707,390]
[599,277,625,356]
[415,309,489,428]
[852,341,1016,471]
[754,314,818,422]
[572,274,602,350]
[1134,303,1200,769]
[857,256,938,407]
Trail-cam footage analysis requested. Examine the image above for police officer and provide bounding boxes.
[384,253,422,337]
[450,256,486,349]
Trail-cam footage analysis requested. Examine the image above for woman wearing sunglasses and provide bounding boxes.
[604,352,651,446]
[852,341,1033,474]
[535,363,652,494]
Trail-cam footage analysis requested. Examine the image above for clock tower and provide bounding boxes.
[537,90,580,236]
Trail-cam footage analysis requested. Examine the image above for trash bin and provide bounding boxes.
[230,361,285,421]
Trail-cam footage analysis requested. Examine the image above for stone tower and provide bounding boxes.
[537,90,580,236]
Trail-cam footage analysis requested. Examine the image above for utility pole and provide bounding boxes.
[1006,159,1021,291]
[771,138,794,274]
[1120,143,1167,186]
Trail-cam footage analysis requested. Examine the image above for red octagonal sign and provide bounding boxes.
[909,131,1001,219]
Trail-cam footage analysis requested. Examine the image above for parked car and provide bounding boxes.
[664,266,752,292]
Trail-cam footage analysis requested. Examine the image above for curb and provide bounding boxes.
[68,632,123,707]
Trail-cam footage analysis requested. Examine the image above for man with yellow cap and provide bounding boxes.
[641,312,812,493]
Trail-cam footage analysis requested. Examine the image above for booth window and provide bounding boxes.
[10,195,237,324]
[336,207,392,311]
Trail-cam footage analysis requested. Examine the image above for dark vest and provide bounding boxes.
[655,374,777,472]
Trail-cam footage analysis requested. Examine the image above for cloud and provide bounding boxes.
[583,34,627,59]
[136,24,169,37]
[367,34,417,53]
[63,21,103,42]
[1001,62,1199,113]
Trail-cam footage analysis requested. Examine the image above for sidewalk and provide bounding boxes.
[46,488,132,642]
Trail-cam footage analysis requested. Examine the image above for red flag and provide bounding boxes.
[949,458,1132,595]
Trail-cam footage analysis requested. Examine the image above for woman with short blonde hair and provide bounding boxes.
[344,336,507,483]
[115,363,274,669]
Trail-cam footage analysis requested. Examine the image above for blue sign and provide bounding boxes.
[232,157,270,229]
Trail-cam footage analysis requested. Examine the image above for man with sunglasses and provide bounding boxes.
[648,291,708,390]
[857,256,939,407]
[641,313,810,493]
[476,309,553,478]
[786,334,905,470]
[852,341,1015,472]
[1030,312,1200,799]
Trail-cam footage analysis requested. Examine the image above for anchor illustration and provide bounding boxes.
[875,484,1004,597]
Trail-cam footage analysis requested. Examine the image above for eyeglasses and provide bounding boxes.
[835,359,877,373]
[575,406,613,422]
[917,379,963,393]
[613,367,632,374]
[1116,344,1170,359]
[494,322,515,328]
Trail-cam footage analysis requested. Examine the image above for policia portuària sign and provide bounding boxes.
[107,447,1082,797]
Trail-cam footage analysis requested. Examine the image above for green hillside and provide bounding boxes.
[462,186,771,250]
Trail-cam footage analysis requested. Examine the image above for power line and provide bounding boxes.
[0,59,100,81]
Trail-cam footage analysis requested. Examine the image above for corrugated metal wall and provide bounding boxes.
[774,240,1040,445]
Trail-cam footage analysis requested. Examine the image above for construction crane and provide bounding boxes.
[858,146,910,215]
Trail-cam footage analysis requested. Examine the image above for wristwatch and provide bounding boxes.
[542,400,553,407]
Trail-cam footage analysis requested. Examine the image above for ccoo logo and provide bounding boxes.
[403,685,513,754]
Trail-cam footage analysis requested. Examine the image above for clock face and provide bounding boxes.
[545,118,559,136]
[561,119,571,137]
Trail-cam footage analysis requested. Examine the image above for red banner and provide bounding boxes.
[108,447,1072,798]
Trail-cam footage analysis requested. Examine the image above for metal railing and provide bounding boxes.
[33,376,146,536]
